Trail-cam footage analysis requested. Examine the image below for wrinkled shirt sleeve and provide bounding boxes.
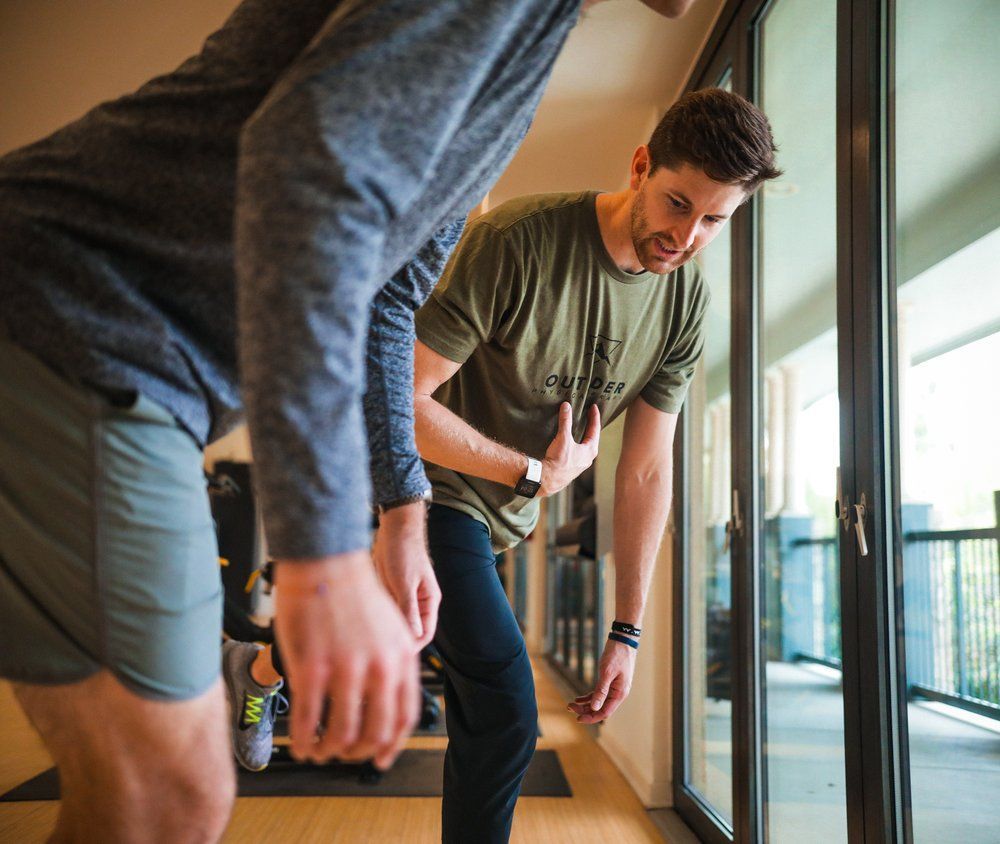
[236,2,517,558]
[234,0,579,559]
[363,219,465,506]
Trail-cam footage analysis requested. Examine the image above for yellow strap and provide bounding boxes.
[244,569,263,593]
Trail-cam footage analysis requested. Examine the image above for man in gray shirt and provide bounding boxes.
[0,0,692,840]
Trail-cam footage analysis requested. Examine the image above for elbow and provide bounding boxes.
[638,0,696,18]
[413,392,433,431]
[617,466,671,491]
[237,86,401,229]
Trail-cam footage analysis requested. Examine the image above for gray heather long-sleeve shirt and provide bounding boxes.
[0,0,581,558]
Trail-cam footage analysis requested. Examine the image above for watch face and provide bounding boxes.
[514,477,541,499]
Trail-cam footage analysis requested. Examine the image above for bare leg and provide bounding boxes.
[13,671,235,844]
[249,644,282,688]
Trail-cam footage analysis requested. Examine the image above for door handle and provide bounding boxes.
[853,493,869,557]
[722,490,743,554]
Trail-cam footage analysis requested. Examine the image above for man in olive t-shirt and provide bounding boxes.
[417,189,709,549]
[411,89,781,843]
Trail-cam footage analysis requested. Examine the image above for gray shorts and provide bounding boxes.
[0,340,222,701]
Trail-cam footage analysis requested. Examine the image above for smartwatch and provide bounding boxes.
[514,457,543,498]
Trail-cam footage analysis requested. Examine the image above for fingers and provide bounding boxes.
[314,660,364,762]
[404,594,423,642]
[342,660,395,764]
[274,552,420,771]
[374,656,420,770]
[328,651,421,769]
[288,661,329,761]
[581,403,602,449]
[567,691,591,716]
[590,675,612,711]
[576,687,627,724]
[566,672,629,723]
[556,401,573,441]
[414,577,441,650]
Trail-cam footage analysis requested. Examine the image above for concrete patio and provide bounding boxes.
[693,661,1000,842]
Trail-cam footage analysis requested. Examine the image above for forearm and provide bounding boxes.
[414,394,527,488]
[612,465,673,625]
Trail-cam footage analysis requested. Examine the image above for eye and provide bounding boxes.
[705,216,722,225]
[668,196,686,210]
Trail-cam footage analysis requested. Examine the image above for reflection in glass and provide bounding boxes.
[687,140,733,823]
[759,0,847,840]
[894,2,1000,839]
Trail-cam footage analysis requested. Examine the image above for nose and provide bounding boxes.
[670,218,698,251]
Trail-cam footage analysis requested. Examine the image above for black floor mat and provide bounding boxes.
[273,694,539,740]
[0,749,571,801]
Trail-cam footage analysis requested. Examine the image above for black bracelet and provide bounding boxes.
[608,632,639,650]
[612,621,641,637]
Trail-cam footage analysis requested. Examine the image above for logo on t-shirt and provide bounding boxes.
[587,334,622,365]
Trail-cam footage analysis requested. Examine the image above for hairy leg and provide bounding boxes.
[13,671,235,844]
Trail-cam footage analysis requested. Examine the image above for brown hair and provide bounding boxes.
[647,88,782,193]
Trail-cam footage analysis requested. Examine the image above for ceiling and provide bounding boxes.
[490,0,726,205]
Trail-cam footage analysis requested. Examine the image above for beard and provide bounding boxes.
[629,192,693,273]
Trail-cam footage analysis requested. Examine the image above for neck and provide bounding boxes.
[594,191,644,274]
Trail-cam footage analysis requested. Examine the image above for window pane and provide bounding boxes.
[759,0,847,840]
[893,1,1000,840]
[686,70,734,819]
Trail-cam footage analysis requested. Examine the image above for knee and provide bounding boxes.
[192,769,236,829]
[178,761,236,837]
[502,658,538,753]
[151,754,235,841]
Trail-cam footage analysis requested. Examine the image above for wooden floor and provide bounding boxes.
[0,658,675,843]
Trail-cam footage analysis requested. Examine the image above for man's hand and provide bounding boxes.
[273,552,420,770]
[539,402,601,497]
[566,638,636,724]
[373,501,441,649]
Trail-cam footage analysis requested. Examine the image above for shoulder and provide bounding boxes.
[673,258,711,310]
[474,191,593,237]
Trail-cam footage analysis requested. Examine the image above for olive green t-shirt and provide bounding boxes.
[415,191,710,551]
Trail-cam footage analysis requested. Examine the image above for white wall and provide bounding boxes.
[0,0,239,155]
[585,413,677,807]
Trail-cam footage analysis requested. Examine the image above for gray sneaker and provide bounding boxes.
[222,640,288,772]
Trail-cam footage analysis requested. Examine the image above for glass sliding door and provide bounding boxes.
[892,0,1000,839]
[757,0,848,839]
[685,69,736,827]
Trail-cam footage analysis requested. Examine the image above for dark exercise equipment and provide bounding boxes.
[207,464,445,784]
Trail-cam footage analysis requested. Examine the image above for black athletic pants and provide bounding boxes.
[271,504,537,843]
[428,504,537,844]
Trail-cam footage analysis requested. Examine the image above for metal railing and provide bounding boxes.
[545,550,604,694]
[771,497,1000,720]
[789,534,841,667]
[904,525,1000,719]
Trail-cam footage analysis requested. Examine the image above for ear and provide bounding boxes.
[629,145,651,192]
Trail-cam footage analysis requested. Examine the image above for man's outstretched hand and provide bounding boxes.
[273,552,420,770]
[566,637,636,724]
